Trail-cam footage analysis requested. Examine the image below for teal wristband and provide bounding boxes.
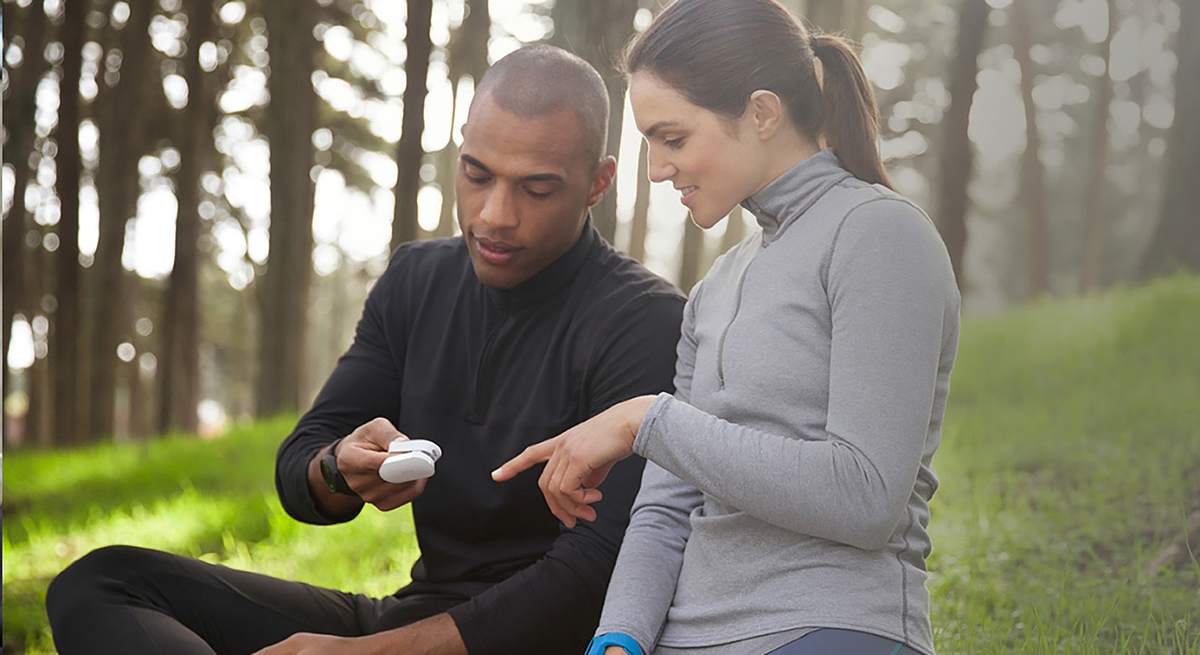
[586,632,644,655]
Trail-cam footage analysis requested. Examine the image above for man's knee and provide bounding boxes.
[46,545,166,626]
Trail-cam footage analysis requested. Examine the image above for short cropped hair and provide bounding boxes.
[473,45,610,164]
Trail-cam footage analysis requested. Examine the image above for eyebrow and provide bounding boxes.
[643,121,681,138]
[461,154,564,184]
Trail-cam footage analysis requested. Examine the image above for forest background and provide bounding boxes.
[2,0,1199,653]
[1,0,1197,445]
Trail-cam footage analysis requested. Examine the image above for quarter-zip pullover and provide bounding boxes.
[276,221,685,655]
[596,150,960,655]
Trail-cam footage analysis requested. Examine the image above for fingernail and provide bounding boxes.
[490,468,502,479]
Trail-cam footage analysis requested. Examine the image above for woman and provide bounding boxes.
[493,1,959,653]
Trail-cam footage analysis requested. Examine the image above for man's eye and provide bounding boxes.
[525,187,553,198]
[464,170,490,184]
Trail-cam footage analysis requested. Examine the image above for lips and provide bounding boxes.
[677,185,699,207]
[473,235,522,266]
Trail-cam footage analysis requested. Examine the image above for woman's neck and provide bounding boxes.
[751,128,822,197]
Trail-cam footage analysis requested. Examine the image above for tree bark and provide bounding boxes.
[679,218,705,294]
[50,0,88,444]
[1080,0,1117,292]
[550,0,638,244]
[3,0,49,435]
[433,141,458,237]
[24,242,55,447]
[258,0,319,416]
[804,0,866,39]
[935,0,990,291]
[434,0,489,238]
[90,0,156,440]
[720,204,746,255]
[1012,0,1051,299]
[628,139,650,262]
[160,0,217,434]
[391,0,433,249]
[1139,0,1199,278]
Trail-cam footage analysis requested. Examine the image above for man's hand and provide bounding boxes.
[253,633,361,655]
[338,418,429,511]
[308,417,428,516]
[253,613,467,655]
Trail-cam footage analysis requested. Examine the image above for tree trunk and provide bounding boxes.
[3,0,49,432]
[434,140,458,237]
[628,139,651,262]
[434,0,489,238]
[720,204,747,255]
[805,0,867,39]
[391,0,433,250]
[550,0,638,244]
[679,218,705,294]
[258,0,319,416]
[160,0,216,434]
[935,0,990,291]
[1080,0,1118,292]
[50,0,88,445]
[450,0,490,86]
[90,0,155,440]
[25,233,54,446]
[1139,0,1200,277]
[1012,0,1051,299]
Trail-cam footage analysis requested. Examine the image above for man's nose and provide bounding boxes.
[479,185,519,229]
[647,148,676,184]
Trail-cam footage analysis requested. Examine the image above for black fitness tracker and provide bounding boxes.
[320,437,358,496]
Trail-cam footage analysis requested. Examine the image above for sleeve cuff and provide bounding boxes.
[632,392,673,457]
[587,632,645,655]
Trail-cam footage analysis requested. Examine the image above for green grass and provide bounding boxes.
[4,274,1199,654]
[928,274,1200,653]
[2,417,420,654]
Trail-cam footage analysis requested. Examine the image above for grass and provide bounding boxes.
[2,416,420,654]
[4,274,1199,653]
[927,274,1200,653]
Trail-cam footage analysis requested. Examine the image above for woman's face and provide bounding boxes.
[629,72,769,229]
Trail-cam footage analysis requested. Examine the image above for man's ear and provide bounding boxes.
[747,90,784,140]
[585,156,618,207]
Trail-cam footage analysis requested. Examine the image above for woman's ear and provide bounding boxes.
[747,90,784,140]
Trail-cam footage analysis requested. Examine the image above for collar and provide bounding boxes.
[484,216,598,311]
[739,149,853,243]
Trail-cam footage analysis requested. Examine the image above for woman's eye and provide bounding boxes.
[664,137,685,149]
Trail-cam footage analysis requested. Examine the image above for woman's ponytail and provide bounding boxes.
[623,0,893,190]
[811,34,893,190]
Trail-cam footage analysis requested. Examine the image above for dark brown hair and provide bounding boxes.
[622,0,892,189]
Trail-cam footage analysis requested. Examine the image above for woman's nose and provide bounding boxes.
[646,147,676,184]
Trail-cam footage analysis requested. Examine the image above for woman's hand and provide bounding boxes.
[493,396,656,527]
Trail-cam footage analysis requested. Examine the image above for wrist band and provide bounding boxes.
[586,632,644,655]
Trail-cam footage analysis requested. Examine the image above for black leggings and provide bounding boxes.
[45,545,467,655]
[766,628,922,655]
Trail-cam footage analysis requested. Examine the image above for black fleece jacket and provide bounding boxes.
[275,222,684,655]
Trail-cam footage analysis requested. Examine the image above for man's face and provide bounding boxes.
[456,92,614,289]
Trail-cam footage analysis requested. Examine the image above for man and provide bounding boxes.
[45,45,685,655]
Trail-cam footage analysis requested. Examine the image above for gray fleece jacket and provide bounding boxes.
[595,150,960,655]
